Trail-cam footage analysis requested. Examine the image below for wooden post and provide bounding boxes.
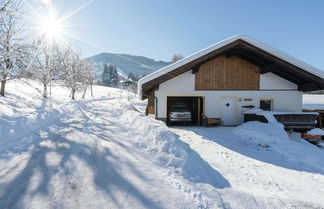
[0,80,6,96]
[197,97,201,126]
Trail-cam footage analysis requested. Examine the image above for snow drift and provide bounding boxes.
[120,108,229,188]
[233,121,324,173]
[233,121,289,146]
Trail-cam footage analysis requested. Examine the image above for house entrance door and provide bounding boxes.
[221,97,236,125]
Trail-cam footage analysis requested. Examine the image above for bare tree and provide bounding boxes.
[171,54,184,63]
[80,61,95,99]
[30,39,63,98]
[122,80,137,101]
[0,0,28,96]
[61,46,86,100]
[0,0,11,12]
[89,70,95,97]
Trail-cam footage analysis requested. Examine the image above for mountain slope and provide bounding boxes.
[87,53,170,78]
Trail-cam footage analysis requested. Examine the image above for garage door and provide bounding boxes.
[167,96,203,125]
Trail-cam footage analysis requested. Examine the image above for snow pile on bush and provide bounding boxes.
[233,121,289,147]
[307,128,324,136]
[319,141,324,148]
[233,121,324,172]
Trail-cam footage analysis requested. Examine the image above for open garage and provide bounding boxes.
[167,96,204,126]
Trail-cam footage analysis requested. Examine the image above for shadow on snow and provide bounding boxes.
[0,99,230,208]
[177,127,324,175]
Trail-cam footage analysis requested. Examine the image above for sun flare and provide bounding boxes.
[39,16,63,42]
[28,0,96,47]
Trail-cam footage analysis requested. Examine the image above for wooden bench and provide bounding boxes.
[202,115,222,127]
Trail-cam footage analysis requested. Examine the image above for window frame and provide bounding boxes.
[259,99,273,111]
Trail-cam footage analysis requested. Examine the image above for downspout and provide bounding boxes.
[142,92,158,119]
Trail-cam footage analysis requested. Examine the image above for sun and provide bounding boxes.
[39,15,63,42]
[27,0,96,47]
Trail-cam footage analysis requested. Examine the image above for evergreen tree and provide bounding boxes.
[127,72,135,81]
[101,64,110,86]
[101,63,120,87]
[108,64,119,87]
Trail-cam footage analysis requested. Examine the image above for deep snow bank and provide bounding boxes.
[121,108,187,170]
[120,107,229,188]
[233,121,324,173]
[233,121,289,146]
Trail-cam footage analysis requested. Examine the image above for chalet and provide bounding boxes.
[138,35,324,127]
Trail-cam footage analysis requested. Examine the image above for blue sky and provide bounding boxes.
[27,0,324,70]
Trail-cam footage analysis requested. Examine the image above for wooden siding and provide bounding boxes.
[141,40,242,95]
[195,55,260,90]
[147,89,155,115]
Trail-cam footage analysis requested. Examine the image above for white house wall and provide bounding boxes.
[155,71,302,125]
[260,72,297,90]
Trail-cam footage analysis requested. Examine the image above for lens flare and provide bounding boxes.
[39,15,63,42]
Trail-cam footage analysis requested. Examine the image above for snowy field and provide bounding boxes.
[1,80,324,209]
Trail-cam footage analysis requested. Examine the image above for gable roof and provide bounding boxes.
[138,35,324,98]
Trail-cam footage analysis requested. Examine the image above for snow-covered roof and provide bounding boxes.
[138,35,324,97]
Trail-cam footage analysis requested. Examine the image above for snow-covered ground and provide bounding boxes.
[1,80,324,209]
[0,80,198,208]
[172,125,324,208]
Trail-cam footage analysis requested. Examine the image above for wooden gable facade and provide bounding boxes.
[195,55,260,90]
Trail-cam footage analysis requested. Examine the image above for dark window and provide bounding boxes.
[260,100,272,111]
